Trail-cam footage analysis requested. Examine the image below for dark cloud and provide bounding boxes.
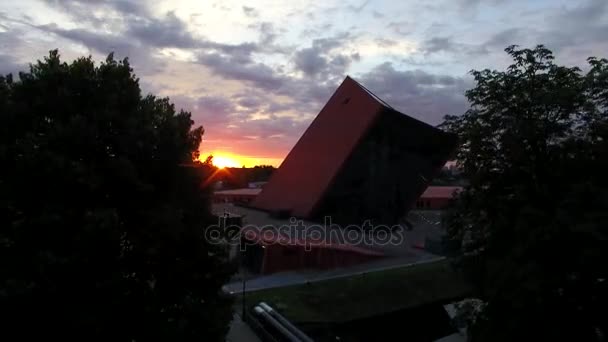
[372,10,384,19]
[560,0,607,22]
[37,24,166,76]
[432,0,608,61]
[242,6,258,18]
[456,0,506,10]
[422,37,457,54]
[258,22,276,45]
[45,0,147,26]
[420,36,487,56]
[236,96,263,110]
[484,28,524,49]
[198,53,285,91]
[47,1,198,50]
[127,11,198,49]
[293,33,359,79]
[39,24,134,53]
[347,0,370,13]
[359,63,471,124]
[203,41,257,63]
[542,0,608,52]
[293,48,327,76]
[421,35,496,56]
[298,23,334,39]
[386,21,412,36]
[246,22,290,53]
[196,96,236,119]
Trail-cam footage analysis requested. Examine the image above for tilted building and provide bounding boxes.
[252,76,457,225]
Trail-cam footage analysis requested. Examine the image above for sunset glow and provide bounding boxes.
[200,151,283,168]
[1,1,601,170]
[211,154,241,169]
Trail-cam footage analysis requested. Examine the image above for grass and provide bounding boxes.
[244,258,472,324]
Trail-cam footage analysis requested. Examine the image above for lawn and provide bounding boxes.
[244,258,472,324]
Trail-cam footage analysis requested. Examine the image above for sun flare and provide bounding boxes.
[212,155,240,168]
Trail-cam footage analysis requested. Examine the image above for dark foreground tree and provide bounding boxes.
[0,51,233,340]
[443,45,608,341]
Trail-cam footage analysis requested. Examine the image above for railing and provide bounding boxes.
[250,302,314,342]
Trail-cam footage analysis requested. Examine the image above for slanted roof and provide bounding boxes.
[253,76,385,217]
[252,76,457,220]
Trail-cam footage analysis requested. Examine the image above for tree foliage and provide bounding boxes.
[443,45,608,341]
[0,51,233,340]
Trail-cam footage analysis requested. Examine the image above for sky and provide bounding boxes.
[1,0,607,166]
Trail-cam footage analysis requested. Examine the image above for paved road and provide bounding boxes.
[223,255,445,294]
[226,313,261,342]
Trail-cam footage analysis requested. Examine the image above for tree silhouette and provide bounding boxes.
[443,45,608,341]
[0,51,234,340]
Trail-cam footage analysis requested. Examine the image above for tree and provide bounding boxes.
[442,45,608,341]
[0,51,234,340]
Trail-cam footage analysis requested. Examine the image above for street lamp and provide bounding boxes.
[241,243,264,320]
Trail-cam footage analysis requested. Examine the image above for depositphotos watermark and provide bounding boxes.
[204,216,406,251]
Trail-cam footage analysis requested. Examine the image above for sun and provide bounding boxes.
[212,155,240,168]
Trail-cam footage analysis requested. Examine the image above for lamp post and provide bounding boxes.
[241,253,246,320]
[241,243,264,320]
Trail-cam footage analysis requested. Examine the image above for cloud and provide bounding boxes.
[46,1,199,50]
[559,0,607,22]
[246,22,288,52]
[484,28,524,49]
[422,36,458,54]
[293,33,359,79]
[198,53,285,91]
[420,34,515,57]
[455,0,506,11]
[358,63,471,124]
[127,11,198,49]
[347,0,370,13]
[372,10,384,18]
[4,0,607,162]
[420,36,488,57]
[423,0,608,61]
[242,6,258,18]
[39,24,133,53]
[45,0,148,26]
[37,23,167,76]
[542,0,608,52]
[386,21,412,36]
[47,0,147,14]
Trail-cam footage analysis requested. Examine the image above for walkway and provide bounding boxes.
[226,314,261,342]
[223,254,444,294]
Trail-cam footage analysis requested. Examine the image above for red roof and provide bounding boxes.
[253,76,385,217]
[420,186,462,199]
[252,76,457,220]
